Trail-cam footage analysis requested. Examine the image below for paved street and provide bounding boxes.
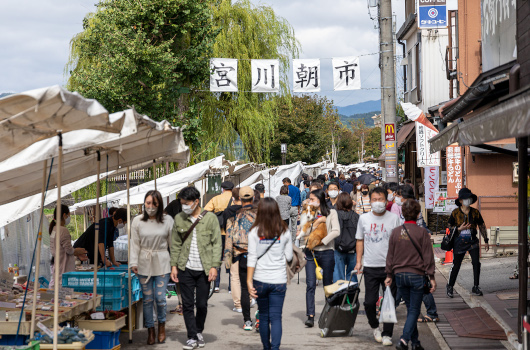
[120,269,443,350]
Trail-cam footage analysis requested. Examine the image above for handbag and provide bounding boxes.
[441,227,457,251]
[401,225,433,295]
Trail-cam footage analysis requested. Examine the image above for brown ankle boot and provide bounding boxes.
[158,322,166,343]
[147,327,156,345]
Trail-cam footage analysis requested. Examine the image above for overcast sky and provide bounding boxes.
[0,0,403,107]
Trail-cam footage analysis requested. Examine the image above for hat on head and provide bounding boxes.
[239,186,255,200]
[254,183,265,193]
[221,181,234,190]
[455,188,477,206]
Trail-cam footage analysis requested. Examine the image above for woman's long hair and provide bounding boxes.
[142,190,165,223]
[352,181,361,194]
[251,198,287,239]
[49,204,70,233]
[310,189,330,216]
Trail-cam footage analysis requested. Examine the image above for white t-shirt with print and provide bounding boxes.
[355,211,401,267]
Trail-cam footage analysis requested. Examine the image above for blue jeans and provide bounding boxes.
[332,251,358,283]
[423,292,438,318]
[305,249,335,316]
[254,280,286,350]
[395,272,424,345]
[138,273,170,328]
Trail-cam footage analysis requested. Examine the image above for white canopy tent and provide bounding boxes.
[239,162,304,197]
[0,85,125,163]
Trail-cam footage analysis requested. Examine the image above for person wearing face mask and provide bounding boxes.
[355,184,372,215]
[350,180,361,204]
[384,182,399,212]
[446,188,489,298]
[74,208,127,268]
[354,187,401,346]
[49,205,88,289]
[171,186,222,350]
[391,186,428,228]
[130,190,174,345]
[326,181,340,209]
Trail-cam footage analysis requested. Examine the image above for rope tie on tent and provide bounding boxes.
[15,158,55,342]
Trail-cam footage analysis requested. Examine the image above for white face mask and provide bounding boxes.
[395,197,403,206]
[462,198,472,207]
[387,193,395,201]
[182,202,197,215]
[310,201,320,207]
[145,207,157,217]
[64,216,71,226]
[356,185,361,190]
[116,222,125,230]
[328,190,339,199]
[371,201,386,214]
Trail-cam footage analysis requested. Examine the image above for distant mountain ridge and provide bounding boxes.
[340,111,380,127]
[335,100,381,116]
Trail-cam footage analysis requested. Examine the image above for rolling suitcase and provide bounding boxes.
[318,272,363,337]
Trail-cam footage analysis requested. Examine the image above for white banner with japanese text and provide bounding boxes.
[424,166,439,209]
[251,59,280,92]
[416,122,441,167]
[293,59,321,92]
[210,58,238,92]
[332,56,361,91]
[446,145,463,198]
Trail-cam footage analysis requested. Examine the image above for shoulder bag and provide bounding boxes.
[181,210,209,243]
[401,225,433,295]
[441,227,457,251]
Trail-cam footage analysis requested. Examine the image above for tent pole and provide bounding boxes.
[53,133,63,350]
[30,159,47,337]
[126,166,133,342]
[92,151,101,310]
[153,160,157,191]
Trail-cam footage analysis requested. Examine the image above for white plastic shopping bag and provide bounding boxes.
[379,286,397,324]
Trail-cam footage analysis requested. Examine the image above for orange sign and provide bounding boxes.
[385,123,396,141]
[446,145,462,198]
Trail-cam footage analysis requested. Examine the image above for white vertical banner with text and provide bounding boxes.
[251,59,280,92]
[424,166,439,209]
[210,58,238,92]
[415,122,441,167]
[332,56,361,91]
[293,59,321,92]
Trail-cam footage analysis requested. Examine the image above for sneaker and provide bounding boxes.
[411,343,424,350]
[243,320,253,331]
[382,336,393,346]
[395,339,409,350]
[446,284,454,298]
[196,333,205,348]
[214,287,220,293]
[305,316,314,328]
[471,286,483,296]
[183,339,198,350]
[250,298,257,308]
[373,328,383,343]
[233,307,242,313]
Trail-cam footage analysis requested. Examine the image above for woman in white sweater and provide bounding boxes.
[130,190,174,345]
[302,188,340,328]
[247,198,293,350]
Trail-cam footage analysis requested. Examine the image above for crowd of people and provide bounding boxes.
[46,166,490,350]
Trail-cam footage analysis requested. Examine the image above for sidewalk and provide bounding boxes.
[120,269,444,349]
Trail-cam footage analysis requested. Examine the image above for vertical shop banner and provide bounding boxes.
[293,59,321,92]
[332,56,361,91]
[418,0,448,29]
[446,145,463,198]
[424,166,439,209]
[251,59,280,92]
[416,123,440,167]
[210,58,238,92]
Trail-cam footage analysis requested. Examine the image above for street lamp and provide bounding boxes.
[281,143,287,165]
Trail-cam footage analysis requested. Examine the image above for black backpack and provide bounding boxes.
[215,197,232,229]
[336,212,358,253]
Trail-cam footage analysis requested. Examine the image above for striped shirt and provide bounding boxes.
[356,195,372,215]
[186,217,204,271]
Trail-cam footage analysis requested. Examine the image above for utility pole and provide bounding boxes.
[281,143,287,165]
[379,0,398,182]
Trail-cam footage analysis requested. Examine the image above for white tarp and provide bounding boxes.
[70,156,225,209]
[0,85,125,162]
[0,109,189,205]
[240,162,304,197]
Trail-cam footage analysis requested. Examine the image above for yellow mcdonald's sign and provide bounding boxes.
[385,124,394,134]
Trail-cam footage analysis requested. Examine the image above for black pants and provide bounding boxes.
[363,267,397,337]
[239,267,251,322]
[449,247,481,287]
[178,268,209,340]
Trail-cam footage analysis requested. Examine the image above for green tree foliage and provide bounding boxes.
[66,0,218,145]
[199,0,300,163]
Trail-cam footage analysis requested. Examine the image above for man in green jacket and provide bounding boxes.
[170,186,222,350]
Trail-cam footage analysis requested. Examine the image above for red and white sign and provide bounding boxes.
[446,145,462,198]
[424,166,439,209]
[385,124,396,141]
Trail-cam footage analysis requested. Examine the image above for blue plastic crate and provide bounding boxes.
[122,289,142,307]
[74,285,125,299]
[62,271,126,288]
[126,274,141,292]
[0,335,28,346]
[85,330,120,350]
[98,267,140,292]
[96,296,124,311]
